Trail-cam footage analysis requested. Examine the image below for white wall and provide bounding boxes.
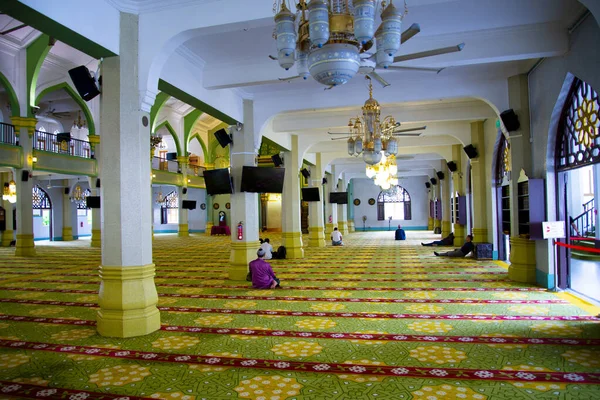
[351,177,429,230]
[187,188,206,232]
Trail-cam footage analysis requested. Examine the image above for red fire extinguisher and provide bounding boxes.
[237,221,243,240]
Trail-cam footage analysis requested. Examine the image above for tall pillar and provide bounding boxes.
[62,180,74,241]
[280,136,304,258]
[451,145,466,246]
[433,181,441,233]
[470,121,489,243]
[89,136,101,247]
[11,117,37,256]
[177,157,189,237]
[1,173,15,247]
[325,172,338,234]
[308,153,326,247]
[427,184,434,230]
[229,100,260,280]
[337,176,349,235]
[506,74,536,283]
[96,13,159,337]
[347,179,355,232]
[440,167,451,239]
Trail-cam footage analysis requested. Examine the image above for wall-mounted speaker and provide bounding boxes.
[463,144,478,159]
[425,182,431,189]
[436,171,445,180]
[95,178,101,188]
[430,178,437,185]
[500,109,520,132]
[322,177,327,185]
[182,188,188,195]
[64,188,70,195]
[271,154,283,167]
[300,168,310,179]
[21,170,29,182]
[68,66,100,101]
[447,161,457,172]
[214,128,233,148]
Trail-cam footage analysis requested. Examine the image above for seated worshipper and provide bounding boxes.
[331,227,343,246]
[434,235,475,257]
[260,238,274,260]
[395,224,406,240]
[422,232,454,247]
[249,248,281,289]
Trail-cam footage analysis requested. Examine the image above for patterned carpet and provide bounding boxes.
[0,231,599,400]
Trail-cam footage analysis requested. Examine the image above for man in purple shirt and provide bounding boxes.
[249,248,281,289]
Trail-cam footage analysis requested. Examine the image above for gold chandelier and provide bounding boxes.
[2,173,17,204]
[366,153,398,189]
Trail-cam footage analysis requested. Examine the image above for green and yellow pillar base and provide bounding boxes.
[508,237,537,283]
[472,228,489,244]
[453,224,466,246]
[97,264,161,338]
[338,221,349,235]
[427,218,434,231]
[91,229,101,248]
[325,223,334,235]
[308,226,326,247]
[441,221,452,239]
[348,220,355,232]
[229,241,259,281]
[1,231,14,247]
[282,231,304,259]
[14,234,35,257]
[178,224,189,237]
[62,227,74,241]
[205,222,214,236]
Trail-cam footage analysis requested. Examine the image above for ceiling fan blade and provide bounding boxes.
[367,72,390,88]
[393,43,465,64]
[392,133,422,137]
[401,23,420,44]
[324,85,336,91]
[278,76,301,82]
[386,66,445,74]
[328,132,352,135]
[268,55,278,60]
[393,126,427,133]
[331,136,351,141]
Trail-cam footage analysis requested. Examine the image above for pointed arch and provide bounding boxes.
[27,34,52,117]
[35,82,96,135]
[183,109,203,154]
[188,132,208,162]
[155,120,182,156]
[0,71,20,117]
[150,92,170,133]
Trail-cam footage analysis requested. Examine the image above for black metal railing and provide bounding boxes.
[33,130,92,159]
[0,122,16,145]
[572,199,595,237]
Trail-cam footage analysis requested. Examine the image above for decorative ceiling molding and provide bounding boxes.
[175,45,206,69]
[104,0,218,14]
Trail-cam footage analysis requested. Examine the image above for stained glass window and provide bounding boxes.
[557,79,600,171]
[32,186,51,209]
[377,186,411,221]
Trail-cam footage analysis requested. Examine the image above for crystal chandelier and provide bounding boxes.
[155,187,165,204]
[366,153,398,189]
[70,183,87,205]
[273,0,406,87]
[2,174,17,204]
[151,134,163,149]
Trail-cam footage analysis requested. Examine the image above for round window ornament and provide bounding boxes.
[200,203,206,210]
[353,198,361,206]
[368,198,376,205]
[225,202,231,209]
[213,203,220,210]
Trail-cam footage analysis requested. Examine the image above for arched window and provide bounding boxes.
[557,79,600,171]
[32,185,52,230]
[37,126,46,133]
[377,185,411,221]
[160,190,179,224]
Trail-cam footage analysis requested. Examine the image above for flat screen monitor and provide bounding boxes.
[86,196,101,208]
[329,192,348,204]
[301,187,320,202]
[240,166,285,193]
[203,169,233,195]
[182,200,196,210]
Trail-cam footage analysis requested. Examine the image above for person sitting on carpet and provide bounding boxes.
[248,248,281,289]
[395,224,406,240]
[434,235,474,257]
[422,232,454,247]
[331,227,343,246]
[260,238,274,260]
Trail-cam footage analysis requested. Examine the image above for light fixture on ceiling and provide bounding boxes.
[3,173,17,204]
[366,153,398,189]
[71,111,89,141]
[156,186,164,204]
[70,182,87,205]
[151,134,163,149]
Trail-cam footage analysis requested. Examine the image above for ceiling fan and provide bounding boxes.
[328,124,426,140]
[45,175,68,189]
[43,101,72,118]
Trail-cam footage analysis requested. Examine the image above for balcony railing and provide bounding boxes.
[0,123,16,145]
[152,157,206,176]
[33,130,92,159]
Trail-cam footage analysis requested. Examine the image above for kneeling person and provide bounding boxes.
[249,248,281,289]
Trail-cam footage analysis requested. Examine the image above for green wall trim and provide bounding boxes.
[158,79,238,125]
[35,82,96,134]
[0,71,20,116]
[32,150,98,176]
[150,92,170,133]
[2,0,117,59]
[183,109,203,154]
[207,122,230,164]
[155,120,182,157]
[27,34,52,118]
[188,133,208,162]
[0,143,24,168]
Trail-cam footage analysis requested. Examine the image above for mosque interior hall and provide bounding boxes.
[0,0,599,399]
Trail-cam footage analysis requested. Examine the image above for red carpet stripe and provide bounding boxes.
[0,340,597,384]
[0,381,148,400]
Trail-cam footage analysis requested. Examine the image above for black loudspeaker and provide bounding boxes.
[182,200,196,210]
[182,188,188,194]
[447,161,457,172]
[214,128,232,148]
[86,196,101,209]
[464,144,478,159]
[300,168,310,178]
[322,178,327,185]
[64,188,70,195]
[68,66,100,101]
[96,179,101,188]
[21,170,29,182]
[425,182,431,189]
[430,178,437,185]
[271,154,283,166]
[500,109,520,132]
[436,171,445,180]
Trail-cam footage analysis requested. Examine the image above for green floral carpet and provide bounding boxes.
[0,231,599,400]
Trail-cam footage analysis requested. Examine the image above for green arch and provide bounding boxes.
[27,34,52,117]
[150,92,170,133]
[0,71,20,117]
[155,120,182,156]
[183,109,203,154]
[188,132,208,162]
[35,82,96,135]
